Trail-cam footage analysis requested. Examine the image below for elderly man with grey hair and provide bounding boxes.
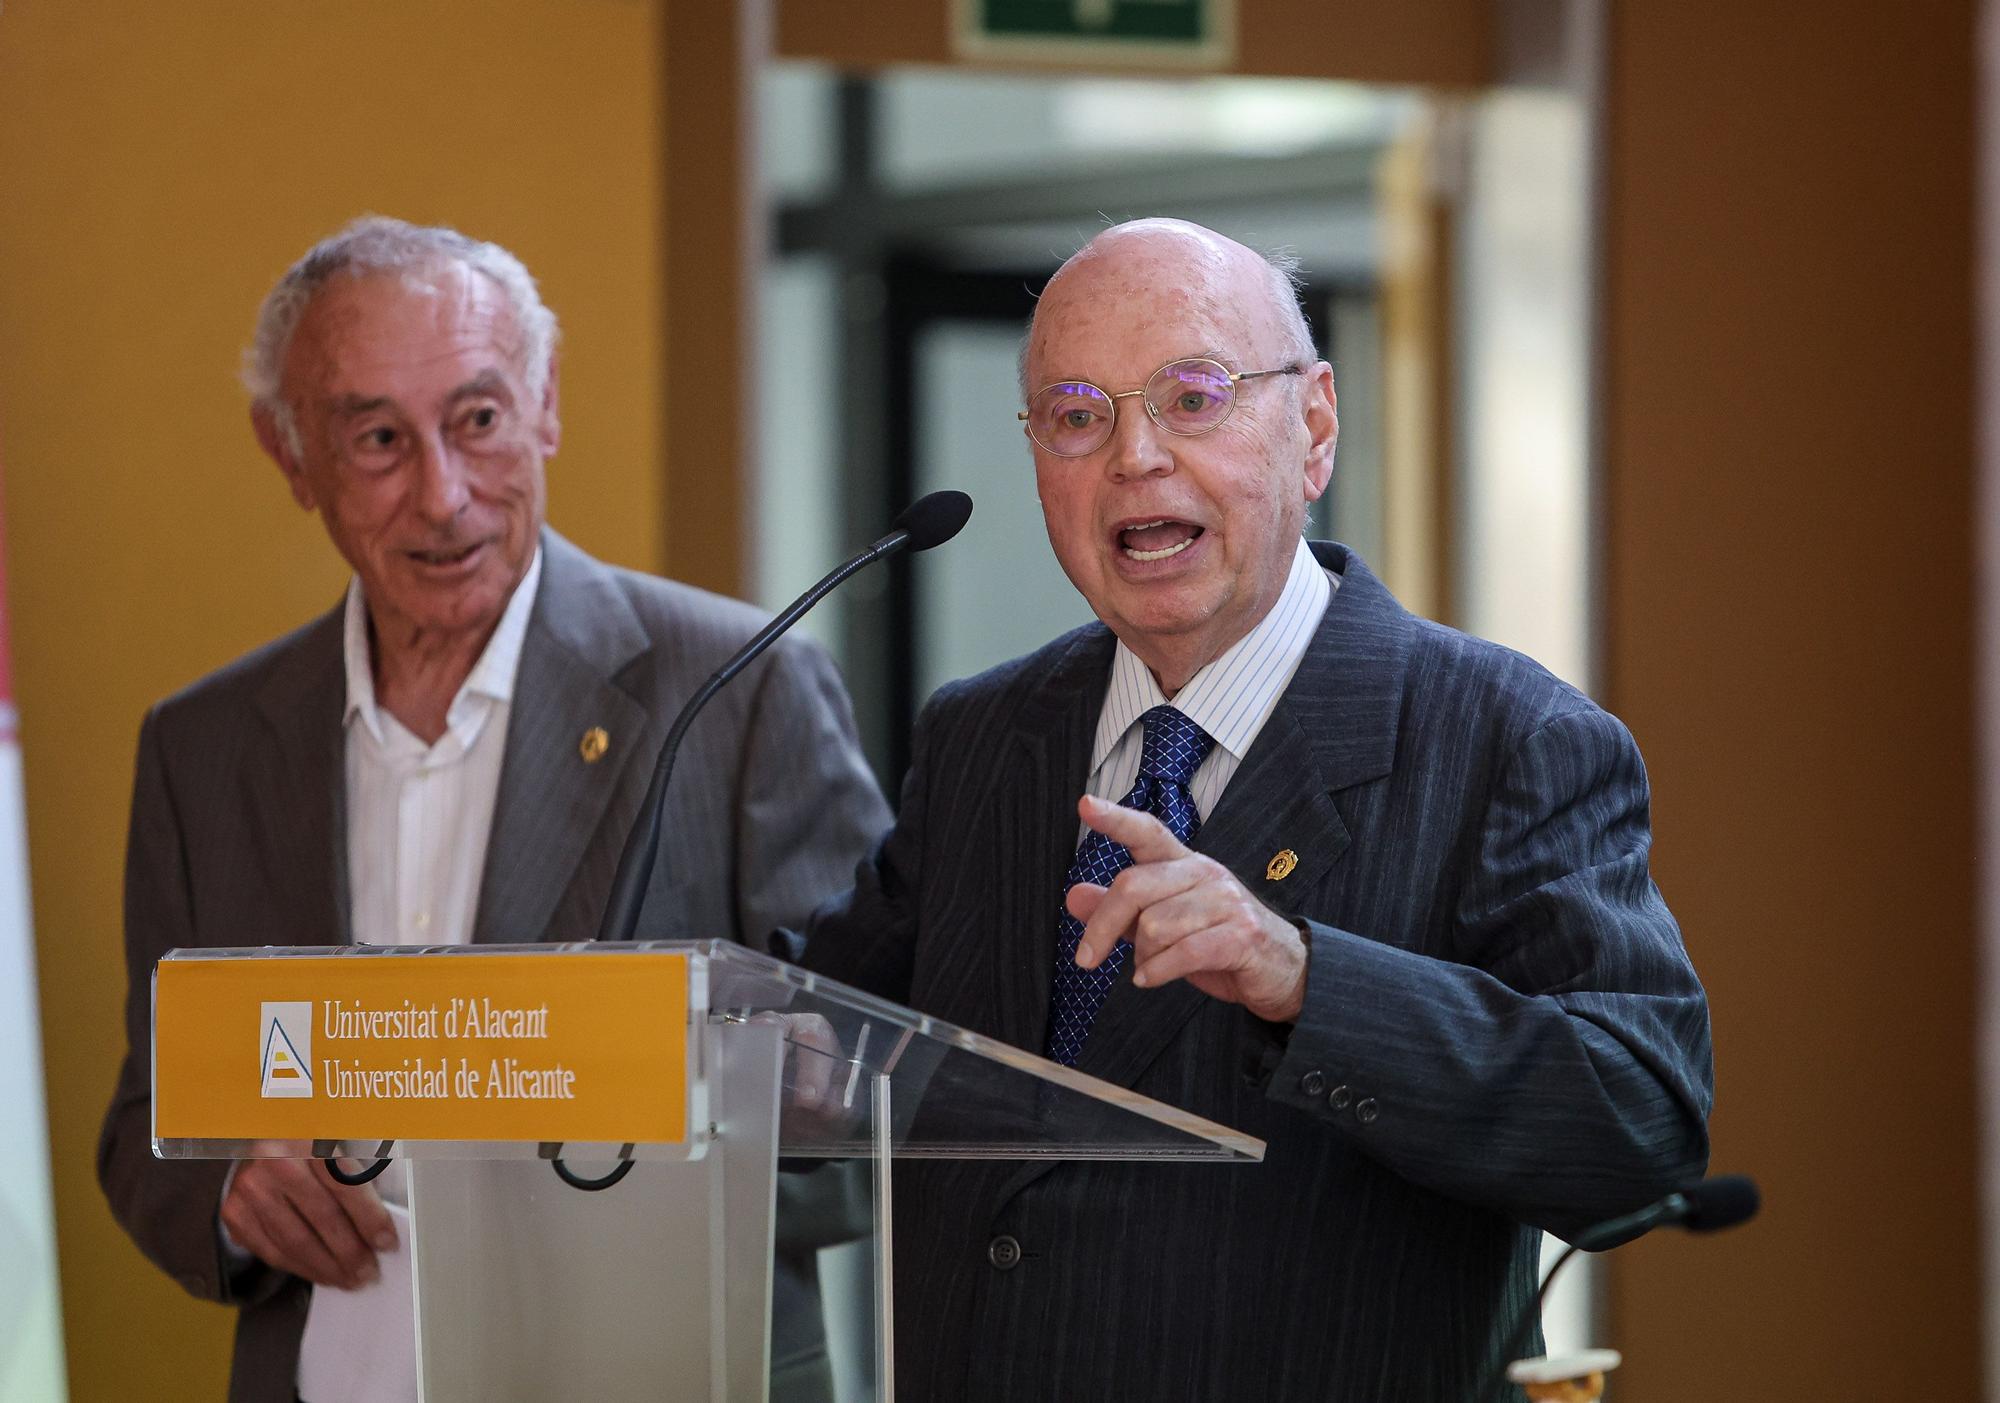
[98,216,889,1402]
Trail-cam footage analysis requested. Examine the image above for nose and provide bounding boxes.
[1104,397,1174,482]
[412,431,471,525]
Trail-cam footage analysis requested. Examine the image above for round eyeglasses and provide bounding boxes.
[1019,358,1303,458]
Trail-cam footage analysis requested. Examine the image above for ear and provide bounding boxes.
[535,354,563,458]
[252,404,318,512]
[1300,361,1338,503]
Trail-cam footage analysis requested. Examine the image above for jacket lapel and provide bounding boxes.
[472,532,655,945]
[981,627,1113,1051]
[1073,543,1414,1092]
[251,609,350,946]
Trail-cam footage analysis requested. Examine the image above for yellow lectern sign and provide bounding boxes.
[154,952,689,1144]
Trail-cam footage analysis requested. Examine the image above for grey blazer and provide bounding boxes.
[97,530,890,1403]
[801,542,1713,1402]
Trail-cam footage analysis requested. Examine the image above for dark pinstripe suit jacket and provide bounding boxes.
[802,542,1712,1402]
[97,529,890,1403]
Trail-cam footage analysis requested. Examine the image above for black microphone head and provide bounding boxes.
[1681,1174,1760,1232]
[893,491,973,552]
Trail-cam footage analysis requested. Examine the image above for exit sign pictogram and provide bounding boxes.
[956,0,1235,67]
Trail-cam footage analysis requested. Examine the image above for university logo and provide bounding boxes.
[260,1001,313,1098]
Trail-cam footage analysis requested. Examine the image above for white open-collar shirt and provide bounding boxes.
[292,549,542,1403]
[341,548,542,950]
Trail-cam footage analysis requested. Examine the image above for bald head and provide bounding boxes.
[1024,220,1315,396]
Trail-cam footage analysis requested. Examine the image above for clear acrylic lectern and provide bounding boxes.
[153,940,1265,1402]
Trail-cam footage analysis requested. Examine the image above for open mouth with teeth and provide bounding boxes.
[410,542,483,567]
[1118,520,1204,562]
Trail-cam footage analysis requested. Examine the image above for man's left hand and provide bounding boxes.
[1069,794,1309,1024]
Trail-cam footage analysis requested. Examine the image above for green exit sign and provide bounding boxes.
[955,0,1235,68]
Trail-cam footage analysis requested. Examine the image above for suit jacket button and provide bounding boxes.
[1356,1097,1379,1124]
[1327,1084,1353,1111]
[988,1235,1022,1271]
[1300,1070,1327,1098]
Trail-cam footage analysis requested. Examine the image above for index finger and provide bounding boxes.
[314,1160,398,1253]
[784,1014,841,1109]
[1078,794,1190,864]
[749,1012,844,1119]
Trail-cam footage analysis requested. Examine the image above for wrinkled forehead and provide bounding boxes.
[1027,245,1269,387]
[285,263,525,393]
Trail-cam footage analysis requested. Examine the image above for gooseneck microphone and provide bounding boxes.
[542,490,972,1191]
[327,493,976,1195]
[1569,1172,1761,1252]
[595,488,973,947]
[1484,1175,1761,1397]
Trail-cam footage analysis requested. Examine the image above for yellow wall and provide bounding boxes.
[0,3,663,1394]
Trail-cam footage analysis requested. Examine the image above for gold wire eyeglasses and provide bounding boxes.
[1019,358,1303,457]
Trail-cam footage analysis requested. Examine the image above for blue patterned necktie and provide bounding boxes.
[1047,704,1217,1067]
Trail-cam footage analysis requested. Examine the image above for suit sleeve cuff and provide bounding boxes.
[1258,921,1383,1133]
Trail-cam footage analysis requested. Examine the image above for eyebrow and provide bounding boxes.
[448,370,515,405]
[328,393,392,421]
[1037,352,1240,392]
[324,370,514,421]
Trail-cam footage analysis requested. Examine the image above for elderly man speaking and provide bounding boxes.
[800,218,1713,1400]
[97,217,889,1402]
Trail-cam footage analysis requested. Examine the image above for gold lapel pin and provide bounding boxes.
[579,726,610,764]
[1266,849,1299,881]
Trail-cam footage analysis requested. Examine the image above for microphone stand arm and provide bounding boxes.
[544,530,913,1191]
[318,491,957,1196]
[595,529,908,945]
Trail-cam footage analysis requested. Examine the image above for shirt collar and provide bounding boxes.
[1091,537,1334,769]
[343,547,544,742]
